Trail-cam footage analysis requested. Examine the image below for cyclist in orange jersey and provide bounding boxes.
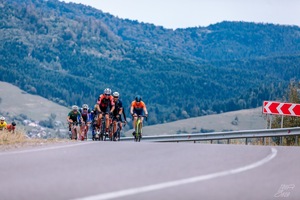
[130,95,148,137]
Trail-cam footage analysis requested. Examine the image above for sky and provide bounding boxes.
[61,0,300,29]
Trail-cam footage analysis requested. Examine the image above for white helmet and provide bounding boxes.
[113,92,119,97]
[72,105,79,111]
[0,116,5,120]
[104,88,112,95]
[82,104,89,109]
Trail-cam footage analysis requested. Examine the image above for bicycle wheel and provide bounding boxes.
[137,123,142,142]
[109,124,114,141]
[72,127,77,140]
[115,128,121,141]
[101,120,106,141]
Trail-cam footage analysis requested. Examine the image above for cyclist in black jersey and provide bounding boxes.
[112,92,126,140]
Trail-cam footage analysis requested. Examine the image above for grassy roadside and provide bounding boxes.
[0,130,71,151]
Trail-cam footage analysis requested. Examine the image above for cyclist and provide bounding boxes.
[79,104,92,140]
[67,105,82,140]
[112,91,127,141]
[130,95,148,137]
[96,88,115,136]
[0,116,7,131]
[6,121,16,133]
[91,104,99,140]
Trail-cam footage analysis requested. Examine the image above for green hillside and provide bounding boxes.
[0,0,300,128]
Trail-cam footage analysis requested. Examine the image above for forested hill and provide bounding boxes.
[0,0,300,126]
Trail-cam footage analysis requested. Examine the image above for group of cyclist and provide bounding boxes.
[67,88,148,141]
[0,116,17,133]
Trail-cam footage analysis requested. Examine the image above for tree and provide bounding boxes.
[271,81,300,145]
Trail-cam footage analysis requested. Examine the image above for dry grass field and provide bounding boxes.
[0,129,71,150]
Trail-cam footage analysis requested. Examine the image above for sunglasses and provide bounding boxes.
[105,94,111,96]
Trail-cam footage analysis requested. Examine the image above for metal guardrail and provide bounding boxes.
[121,127,300,145]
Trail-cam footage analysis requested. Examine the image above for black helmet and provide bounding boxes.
[12,121,16,126]
[135,95,142,102]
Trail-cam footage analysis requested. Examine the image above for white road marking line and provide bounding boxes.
[0,142,90,156]
[73,148,277,200]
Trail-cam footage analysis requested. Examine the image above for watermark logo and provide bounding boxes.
[274,184,295,198]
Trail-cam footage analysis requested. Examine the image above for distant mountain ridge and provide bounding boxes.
[0,0,300,127]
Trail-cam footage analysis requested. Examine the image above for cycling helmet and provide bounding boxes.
[104,88,112,95]
[113,92,119,98]
[135,95,142,102]
[72,105,79,111]
[12,121,16,126]
[82,104,89,109]
[0,116,5,120]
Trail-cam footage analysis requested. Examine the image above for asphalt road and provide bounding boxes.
[0,141,299,200]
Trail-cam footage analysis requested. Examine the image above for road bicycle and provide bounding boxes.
[80,121,90,141]
[113,121,126,141]
[91,114,98,141]
[133,115,147,142]
[68,122,80,140]
[95,113,113,141]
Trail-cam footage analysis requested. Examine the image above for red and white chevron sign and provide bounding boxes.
[263,101,300,116]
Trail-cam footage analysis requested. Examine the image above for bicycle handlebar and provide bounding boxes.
[132,114,148,122]
[68,121,81,126]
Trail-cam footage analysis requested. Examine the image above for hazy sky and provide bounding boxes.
[61,0,300,29]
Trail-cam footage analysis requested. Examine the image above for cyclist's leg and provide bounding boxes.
[132,113,138,136]
[98,112,103,130]
[76,124,81,140]
[80,122,85,140]
[112,117,117,134]
[83,120,88,140]
[105,113,110,130]
[70,124,75,139]
[139,117,144,136]
[112,118,117,138]
[73,124,77,140]
[114,121,122,141]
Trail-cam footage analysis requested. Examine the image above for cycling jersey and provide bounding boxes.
[131,101,147,115]
[131,101,146,111]
[112,99,125,121]
[113,99,123,116]
[97,94,115,112]
[68,111,81,122]
[0,121,7,130]
[6,124,15,132]
[79,108,91,122]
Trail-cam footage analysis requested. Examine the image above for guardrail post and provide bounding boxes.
[245,138,248,145]
[280,137,283,145]
[227,139,230,144]
[295,136,298,146]
[262,137,265,145]
[210,140,213,144]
